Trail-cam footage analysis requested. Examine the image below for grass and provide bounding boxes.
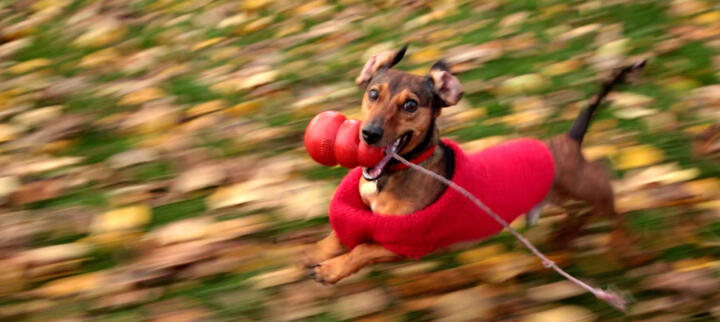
[62,130,133,164]
[26,188,107,209]
[150,197,206,229]
[166,77,227,104]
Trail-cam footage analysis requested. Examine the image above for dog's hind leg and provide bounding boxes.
[526,199,547,228]
[550,158,623,248]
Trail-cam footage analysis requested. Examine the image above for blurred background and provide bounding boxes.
[1,0,720,321]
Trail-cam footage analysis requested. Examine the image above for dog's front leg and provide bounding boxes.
[310,243,399,284]
[301,232,345,267]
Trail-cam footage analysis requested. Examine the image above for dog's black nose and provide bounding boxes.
[362,125,383,144]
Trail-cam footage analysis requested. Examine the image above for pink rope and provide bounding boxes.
[392,152,628,312]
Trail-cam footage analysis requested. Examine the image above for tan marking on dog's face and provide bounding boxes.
[360,69,440,154]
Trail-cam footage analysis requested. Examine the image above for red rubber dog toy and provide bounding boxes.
[304,111,384,168]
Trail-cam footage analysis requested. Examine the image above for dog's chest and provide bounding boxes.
[359,180,379,206]
[358,177,429,215]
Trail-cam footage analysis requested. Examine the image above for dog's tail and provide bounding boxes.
[568,60,647,144]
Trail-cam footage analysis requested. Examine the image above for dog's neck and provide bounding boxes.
[399,120,438,163]
[361,127,454,214]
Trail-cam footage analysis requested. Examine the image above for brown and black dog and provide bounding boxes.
[302,45,642,284]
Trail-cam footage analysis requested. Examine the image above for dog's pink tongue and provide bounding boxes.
[367,148,394,177]
[365,142,398,179]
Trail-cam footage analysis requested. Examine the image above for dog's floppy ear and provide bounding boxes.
[427,60,464,107]
[355,44,408,88]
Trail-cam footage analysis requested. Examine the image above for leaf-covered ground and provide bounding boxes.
[1,0,720,321]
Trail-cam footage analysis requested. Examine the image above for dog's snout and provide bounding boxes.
[362,125,384,144]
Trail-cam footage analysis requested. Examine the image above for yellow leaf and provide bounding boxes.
[8,59,52,74]
[275,22,304,38]
[218,14,249,28]
[614,145,665,170]
[79,48,121,68]
[118,87,166,105]
[35,272,106,298]
[82,231,143,248]
[497,74,549,95]
[660,167,699,184]
[673,257,717,272]
[242,0,272,11]
[241,17,273,34]
[294,0,327,16]
[226,100,264,117]
[186,100,227,118]
[683,123,714,136]
[694,11,720,25]
[596,38,630,57]
[456,245,505,265]
[20,243,90,264]
[659,77,701,92]
[609,92,654,108]
[685,178,720,200]
[582,145,618,161]
[240,70,279,89]
[409,47,443,64]
[92,205,151,233]
[616,191,655,213]
[12,105,63,127]
[30,0,70,12]
[540,59,582,76]
[522,305,596,322]
[0,123,21,143]
[73,24,127,48]
[541,4,568,17]
[192,37,224,51]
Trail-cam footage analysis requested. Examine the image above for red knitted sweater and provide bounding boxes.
[328,138,555,259]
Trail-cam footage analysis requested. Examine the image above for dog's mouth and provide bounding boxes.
[362,132,412,181]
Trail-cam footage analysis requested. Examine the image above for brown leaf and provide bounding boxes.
[11,179,67,205]
[521,305,596,322]
[642,269,720,296]
[332,289,390,320]
[171,162,227,194]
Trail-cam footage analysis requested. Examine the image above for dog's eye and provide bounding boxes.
[402,100,418,113]
[368,89,379,101]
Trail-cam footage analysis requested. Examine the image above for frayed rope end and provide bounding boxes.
[595,289,628,312]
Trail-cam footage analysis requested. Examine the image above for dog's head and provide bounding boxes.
[355,45,464,159]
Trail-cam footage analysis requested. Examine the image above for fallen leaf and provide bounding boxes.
[172,163,226,193]
[0,176,20,204]
[8,59,52,74]
[107,148,159,169]
[332,289,390,320]
[118,87,167,106]
[615,145,665,170]
[34,272,106,298]
[185,100,227,118]
[73,19,127,48]
[527,281,586,302]
[247,265,305,289]
[521,305,596,322]
[0,123,22,142]
[91,205,152,233]
[497,74,550,95]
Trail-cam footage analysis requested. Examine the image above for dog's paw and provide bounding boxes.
[308,258,348,285]
[299,246,324,268]
[306,264,325,284]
